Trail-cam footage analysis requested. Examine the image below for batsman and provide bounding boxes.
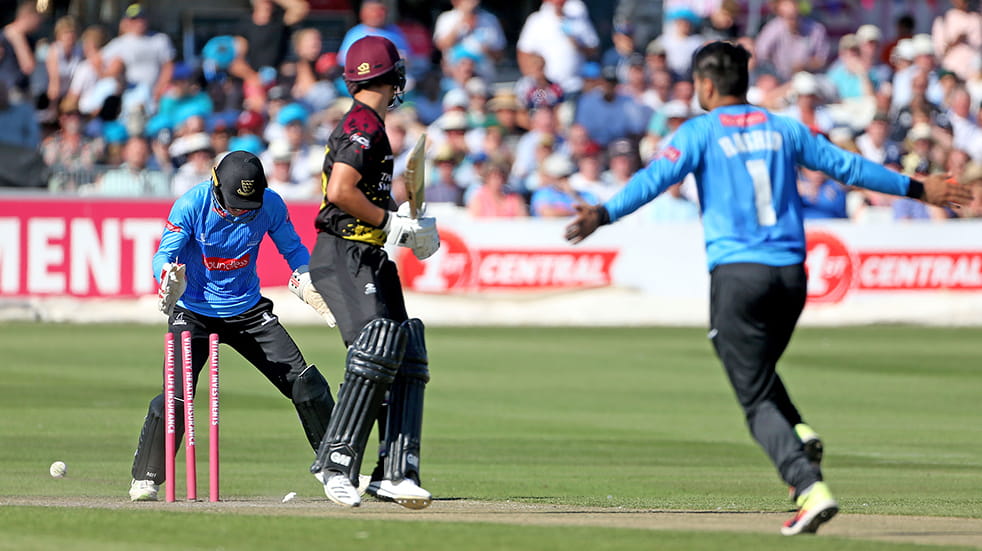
[308,35,440,509]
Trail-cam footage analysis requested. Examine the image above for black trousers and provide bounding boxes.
[709,262,821,493]
[309,233,408,346]
[131,297,310,483]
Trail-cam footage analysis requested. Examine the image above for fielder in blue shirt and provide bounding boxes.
[566,41,970,536]
[128,151,338,501]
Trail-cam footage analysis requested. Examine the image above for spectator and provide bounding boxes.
[45,16,82,110]
[442,46,480,92]
[102,4,176,110]
[574,65,648,147]
[826,34,874,101]
[151,63,213,134]
[660,8,705,79]
[947,87,982,163]
[754,0,830,81]
[64,25,108,119]
[427,144,465,206]
[337,0,411,77]
[433,0,506,83]
[892,71,943,143]
[855,24,892,90]
[512,105,562,190]
[856,112,903,167]
[467,157,527,217]
[42,103,103,175]
[517,0,599,97]
[797,168,848,219]
[602,138,637,190]
[901,123,939,176]
[486,90,525,150]
[0,1,42,93]
[265,139,314,200]
[640,66,673,112]
[514,52,565,111]
[570,140,617,201]
[781,72,834,135]
[232,0,309,88]
[891,34,943,113]
[92,136,169,196]
[169,133,214,196]
[931,0,981,82]
[0,81,39,149]
[645,99,692,149]
[290,28,327,105]
[601,21,638,84]
[261,103,317,188]
[882,14,915,68]
[531,153,598,217]
[613,0,663,51]
[703,0,740,41]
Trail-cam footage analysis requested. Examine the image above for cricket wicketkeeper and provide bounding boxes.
[128,151,337,501]
[307,35,439,509]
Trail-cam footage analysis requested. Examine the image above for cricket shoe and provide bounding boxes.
[781,481,838,536]
[315,471,361,507]
[314,471,372,496]
[795,423,824,467]
[128,479,159,502]
[789,423,824,498]
[367,479,432,509]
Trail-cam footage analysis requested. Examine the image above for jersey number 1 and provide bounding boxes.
[746,159,777,226]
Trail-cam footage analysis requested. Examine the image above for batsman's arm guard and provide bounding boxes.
[382,318,430,483]
[310,319,407,483]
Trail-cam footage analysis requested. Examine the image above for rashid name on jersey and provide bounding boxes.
[316,100,397,246]
[605,105,912,270]
[154,182,311,317]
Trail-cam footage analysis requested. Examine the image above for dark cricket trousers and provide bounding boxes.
[709,262,821,494]
[131,297,310,483]
[308,233,408,346]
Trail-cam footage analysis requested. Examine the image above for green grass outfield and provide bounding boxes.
[1,323,980,550]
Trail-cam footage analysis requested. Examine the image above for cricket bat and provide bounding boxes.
[405,133,427,219]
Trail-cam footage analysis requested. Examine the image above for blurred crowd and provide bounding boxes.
[2,0,982,222]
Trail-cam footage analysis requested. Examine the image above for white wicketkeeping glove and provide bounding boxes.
[289,265,337,327]
[157,262,186,316]
[386,203,440,260]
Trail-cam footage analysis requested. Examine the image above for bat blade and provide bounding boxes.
[405,133,427,219]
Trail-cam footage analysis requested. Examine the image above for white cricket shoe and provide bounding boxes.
[367,479,432,509]
[129,479,159,502]
[315,471,361,507]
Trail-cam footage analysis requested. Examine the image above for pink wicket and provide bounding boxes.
[181,331,197,501]
[163,333,176,503]
[209,333,220,502]
[163,331,220,503]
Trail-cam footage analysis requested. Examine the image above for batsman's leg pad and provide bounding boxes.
[131,393,185,485]
[310,319,406,481]
[383,318,430,482]
[292,365,335,451]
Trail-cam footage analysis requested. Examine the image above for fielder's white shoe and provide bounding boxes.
[315,471,361,507]
[129,479,159,502]
[367,479,432,509]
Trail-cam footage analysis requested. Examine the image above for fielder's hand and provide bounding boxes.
[157,262,186,316]
[917,173,973,208]
[289,266,337,327]
[385,207,441,260]
[565,204,610,244]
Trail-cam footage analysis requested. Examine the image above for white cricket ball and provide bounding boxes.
[49,461,67,478]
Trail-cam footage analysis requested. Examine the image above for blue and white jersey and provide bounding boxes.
[605,104,912,270]
[153,182,311,317]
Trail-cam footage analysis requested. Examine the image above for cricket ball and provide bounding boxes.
[49,461,67,478]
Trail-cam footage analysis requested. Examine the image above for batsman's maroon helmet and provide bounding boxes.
[344,35,404,83]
